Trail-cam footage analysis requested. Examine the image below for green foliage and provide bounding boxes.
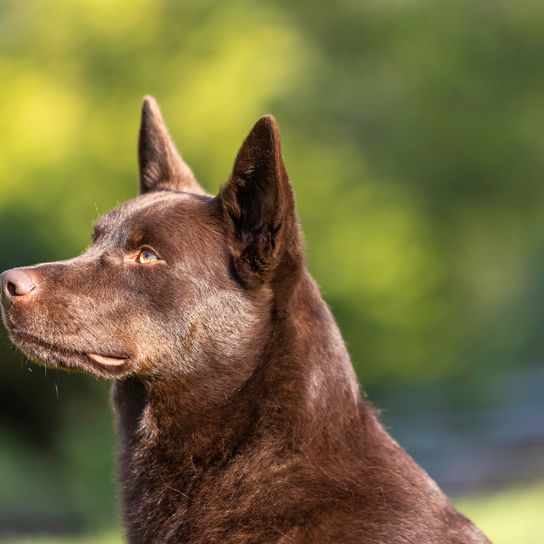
[2,0,544,383]
[1,0,543,535]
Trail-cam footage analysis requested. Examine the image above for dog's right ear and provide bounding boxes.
[138,96,204,195]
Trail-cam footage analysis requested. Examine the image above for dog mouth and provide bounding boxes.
[6,325,131,376]
[87,352,127,366]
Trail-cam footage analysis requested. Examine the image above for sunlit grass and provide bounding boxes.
[4,481,544,544]
[3,530,121,544]
[455,480,544,544]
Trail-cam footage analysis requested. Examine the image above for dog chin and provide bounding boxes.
[6,328,132,378]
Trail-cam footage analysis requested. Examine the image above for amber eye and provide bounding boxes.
[136,248,159,264]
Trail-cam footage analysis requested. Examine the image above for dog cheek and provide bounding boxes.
[177,280,268,369]
[124,314,188,375]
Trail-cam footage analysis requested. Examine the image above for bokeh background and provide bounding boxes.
[1,0,543,542]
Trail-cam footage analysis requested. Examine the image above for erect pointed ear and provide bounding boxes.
[138,96,204,195]
[218,115,300,286]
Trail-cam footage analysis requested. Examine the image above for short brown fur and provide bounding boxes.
[0,97,489,543]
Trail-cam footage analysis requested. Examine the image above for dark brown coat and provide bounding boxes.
[0,97,489,543]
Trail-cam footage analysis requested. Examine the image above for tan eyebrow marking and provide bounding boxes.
[126,229,145,249]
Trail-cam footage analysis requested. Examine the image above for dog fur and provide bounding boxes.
[0,97,489,543]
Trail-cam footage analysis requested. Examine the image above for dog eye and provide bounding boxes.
[136,248,159,264]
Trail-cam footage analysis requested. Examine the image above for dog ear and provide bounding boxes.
[218,115,299,286]
[138,96,204,195]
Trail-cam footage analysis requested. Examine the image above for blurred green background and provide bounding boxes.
[1,0,544,542]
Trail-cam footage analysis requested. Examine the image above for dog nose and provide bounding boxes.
[1,269,37,303]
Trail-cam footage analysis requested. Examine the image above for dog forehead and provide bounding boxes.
[96,191,213,237]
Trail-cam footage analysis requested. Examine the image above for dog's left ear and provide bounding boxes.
[138,96,204,195]
[218,115,299,287]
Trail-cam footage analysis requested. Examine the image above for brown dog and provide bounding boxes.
[0,97,489,543]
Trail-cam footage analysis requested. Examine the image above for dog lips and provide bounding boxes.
[88,353,126,366]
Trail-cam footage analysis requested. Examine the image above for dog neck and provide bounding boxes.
[112,269,363,538]
[115,271,359,446]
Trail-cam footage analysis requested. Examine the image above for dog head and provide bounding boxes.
[0,97,302,381]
